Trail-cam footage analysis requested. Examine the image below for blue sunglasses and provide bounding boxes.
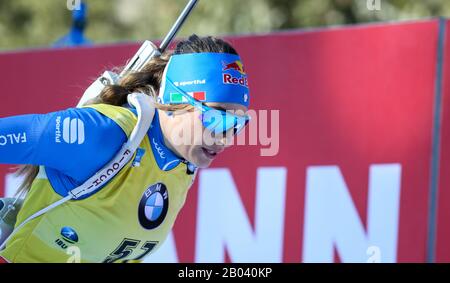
[165,78,250,135]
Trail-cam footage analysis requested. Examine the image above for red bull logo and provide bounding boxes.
[222,60,248,88]
[223,74,248,88]
[222,60,246,75]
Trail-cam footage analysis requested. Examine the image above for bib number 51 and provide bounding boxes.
[104,238,158,263]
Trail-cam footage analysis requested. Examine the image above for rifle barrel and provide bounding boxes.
[159,0,199,52]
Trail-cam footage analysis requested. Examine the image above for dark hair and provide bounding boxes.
[15,34,239,196]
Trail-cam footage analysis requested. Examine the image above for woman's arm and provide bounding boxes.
[0,107,128,182]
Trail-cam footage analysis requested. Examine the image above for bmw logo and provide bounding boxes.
[138,183,169,230]
[60,227,79,244]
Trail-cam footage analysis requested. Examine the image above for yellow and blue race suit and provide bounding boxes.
[0,104,196,263]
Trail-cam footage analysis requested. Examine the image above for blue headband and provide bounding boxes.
[159,53,250,107]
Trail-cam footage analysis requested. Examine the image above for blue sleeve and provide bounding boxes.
[0,107,128,183]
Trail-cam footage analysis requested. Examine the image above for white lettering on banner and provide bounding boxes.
[302,164,401,263]
[1,164,401,263]
[143,232,179,263]
[0,133,27,146]
[195,167,287,263]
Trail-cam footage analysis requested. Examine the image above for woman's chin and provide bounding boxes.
[184,148,213,169]
[191,158,212,169]
[189,154,213,169]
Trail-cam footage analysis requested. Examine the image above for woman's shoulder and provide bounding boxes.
[82,104,137,138]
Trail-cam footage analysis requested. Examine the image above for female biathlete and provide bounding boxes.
[0,35,250,263]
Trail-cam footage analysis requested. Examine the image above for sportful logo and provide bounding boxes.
[62,118,85,145]
[173,80,206,87]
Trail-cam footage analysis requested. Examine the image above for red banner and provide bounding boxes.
[0,19,447,262]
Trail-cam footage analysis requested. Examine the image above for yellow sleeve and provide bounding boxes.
[82,104,137,137]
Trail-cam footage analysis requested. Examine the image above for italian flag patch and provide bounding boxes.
[170,91,206,103]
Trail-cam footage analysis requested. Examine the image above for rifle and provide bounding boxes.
[77,0,199,107]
